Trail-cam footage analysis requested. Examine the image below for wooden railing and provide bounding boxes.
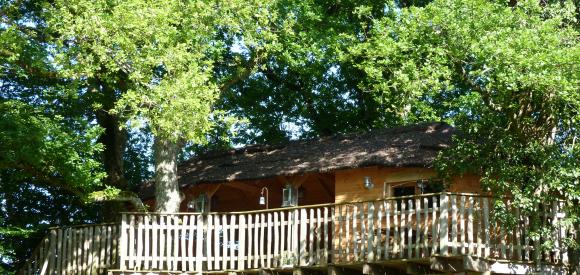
[18,223,119,275]
[118,193,570,273]
[118,205,334,271]
[19,193,570,274]
[335,193,570,264]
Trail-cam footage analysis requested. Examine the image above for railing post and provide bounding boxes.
[119,214,128,270]
[196,214,204,272]
[299,208,307,266]
[439,192,449,256]
[482,197,490,258]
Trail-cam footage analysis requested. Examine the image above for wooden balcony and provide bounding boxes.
[19,193,572,275]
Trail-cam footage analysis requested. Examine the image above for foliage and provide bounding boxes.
[45,0,283,143]
[1,0,579,271]
[348,0,579,249]
[0,100,106,194]
[216,0,392,144]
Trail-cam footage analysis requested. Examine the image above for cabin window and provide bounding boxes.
[393,186,416,197]
[282,184,298,207]
[393,185,415,209]
[188,193,209,213]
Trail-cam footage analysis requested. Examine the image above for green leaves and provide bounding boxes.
[0,100,106,194]
[349,0,579,251]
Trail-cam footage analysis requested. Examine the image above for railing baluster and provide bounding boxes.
[206,214,213,271]
[188,215,195,271]
[260,212,266,267]
[451,194,458,255]
[352,204,358,262]
[393,199,399,258]
[367,202,375,262]
[439,193,449,256]
[135,216,143,269]
[273,212,279,267]
[299,208,307,266]
[316,208,322,265]
[422,197,428,257]
[180,215,187,271]
[400,199,406,258]
[229,214,237,270]
[214,215,221,269]
[415,198,421,258]
[254,213,260,268]
[323,207,329,265]
[483,198,490,258]
[246,214,252,269]
[239,214,246,270]
[246,214,256,269]
[308,208,315,265]
[385,200,391,260]
[345,205,350,262]
[280,211,286,266]
[166,215,173,270]
[173,216,179,270]
[467,197,474,256]
[196,214,204,272]
[559,202,568,265]
[222,214,229,270]
[459,196,466,254]
[407,199,413,258]
[476,198,483,258]
[267,211,273,268]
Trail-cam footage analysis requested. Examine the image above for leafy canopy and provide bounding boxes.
[348,0,579,248]
[46,0,284,143]
[0,100,105,195]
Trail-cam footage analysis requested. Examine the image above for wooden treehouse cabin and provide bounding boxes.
[19,123,573,275]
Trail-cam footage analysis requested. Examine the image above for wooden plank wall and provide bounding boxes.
[18,224,119,275]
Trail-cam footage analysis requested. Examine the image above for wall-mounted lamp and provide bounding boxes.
[259,187,269,209]
[187,199,196,210]
[363,176,374,190]
[416,179,427,194]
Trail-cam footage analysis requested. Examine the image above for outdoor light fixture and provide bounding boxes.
[187,199,196,210]
[282,184,298,207]
[417,179,426,194]
[363,176,374,190]
[259,187,269,209]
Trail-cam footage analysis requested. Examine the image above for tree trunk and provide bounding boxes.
[153,137,182,212]
[95,79,128,190]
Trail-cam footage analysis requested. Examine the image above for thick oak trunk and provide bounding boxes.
[95,78,128,190]
[153,137,181,213]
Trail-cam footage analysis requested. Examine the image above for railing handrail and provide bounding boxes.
[46,222,119,230]
[121,192,496,216]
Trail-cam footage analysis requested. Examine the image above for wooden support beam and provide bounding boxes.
[430,256,464,273]
[314,174,334,200]
[405,262,433,274]
[293,267,325,275]
[429,255,491,273]
[362,263,405,275]
[362,263,383,275]
[259,269,276,275]
[328,266,361,275]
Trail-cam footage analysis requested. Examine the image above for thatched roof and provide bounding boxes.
[139,122,454,199]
